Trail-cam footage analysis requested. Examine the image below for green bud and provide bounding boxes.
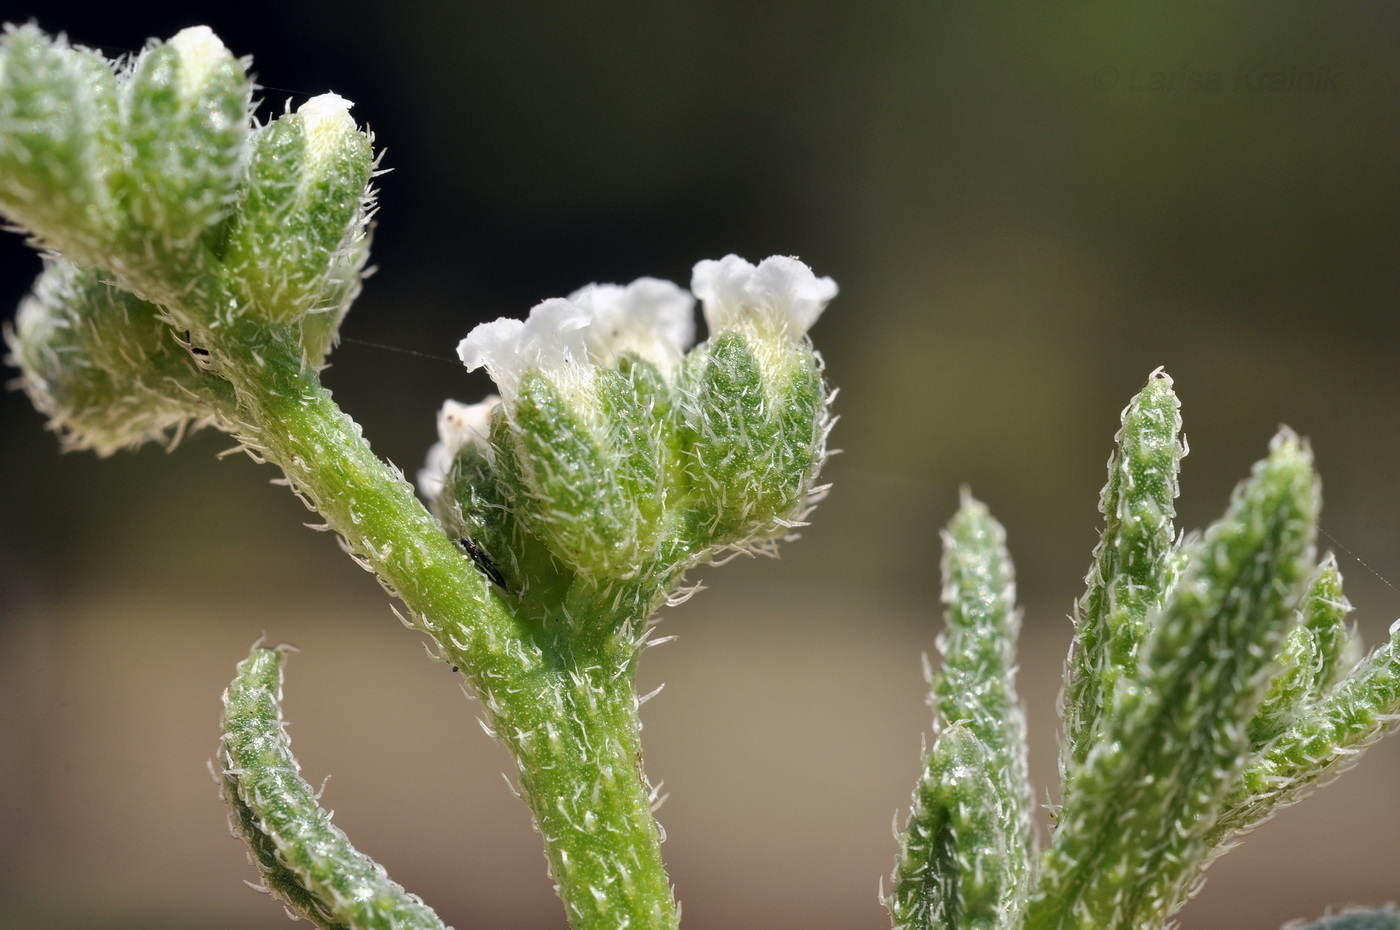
[222,93,374,325]
[679,254,836,553]
[509,365,661,580]
[119,26,250,254]
[7,258,235,455]
[679,330,828,551]
[0,24,121,261]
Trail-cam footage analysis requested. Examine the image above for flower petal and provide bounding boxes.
[692,254,837,339]
[568,277,695,374]
[457,299,590,400]
[417,396,499,500]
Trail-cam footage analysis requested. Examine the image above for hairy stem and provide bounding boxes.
[216,333,677,930]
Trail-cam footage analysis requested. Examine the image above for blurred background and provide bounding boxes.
[2,2,1400,928]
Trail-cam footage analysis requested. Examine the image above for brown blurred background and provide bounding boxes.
[3,2,1400,928]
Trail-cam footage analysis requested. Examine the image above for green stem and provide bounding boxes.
[216,334,677,930]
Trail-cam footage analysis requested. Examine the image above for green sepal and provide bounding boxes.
[7,258,236,454]
[300,228,370,367]
[221,97,373,325]
[508,368,654,582]
[119,27,250,255]
[598,356,673,542]
[0,24,121,261]
[680,332,824,551]
[888,724,1011,930]
[1062,370,1183,774]
[219,646,449,930]
[1028,431,1320,930]
[432,426,546,601]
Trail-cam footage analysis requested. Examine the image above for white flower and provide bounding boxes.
[457,276,694,399]
[457,299,591,402]
[169,26,235,102]
[417,396,499,500]
[298,93,359,172]
[691,254,837,340]
[568,277,695,375]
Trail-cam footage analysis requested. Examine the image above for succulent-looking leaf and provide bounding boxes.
[1062,369,1183,774]
[1028,431,1319,930]
[1248,559,1352,747]
[925,492,1034,923]
[888,725,1009,930]
[220,646,450,930]
[1214,624,1400,844]
[1300,554,1353,698]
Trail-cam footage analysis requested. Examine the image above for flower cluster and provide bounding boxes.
[421,254,837,625]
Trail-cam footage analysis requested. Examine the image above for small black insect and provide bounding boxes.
[459,537,508,590]
[177,329,212,365]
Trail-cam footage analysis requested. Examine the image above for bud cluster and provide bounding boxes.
[422,254,837,629]
[1,24,375,451]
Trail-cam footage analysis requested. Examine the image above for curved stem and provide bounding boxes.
[217,339,678,929]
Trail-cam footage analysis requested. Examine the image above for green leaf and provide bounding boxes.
[1215,624,1400,843]
[928,492,1035,920]
[1062,370,1183,774]
[1247,557,1353,748]
[1300,555,1353,698]
[1285,906,1400,930]
[888,724,1011,930]
[219,646,449,930]
[1028,430,1320,930]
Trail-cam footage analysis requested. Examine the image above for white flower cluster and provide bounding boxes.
[419,254,836,499]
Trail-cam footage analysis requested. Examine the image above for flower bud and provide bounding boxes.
[453,279,694,582]
[0,25,122,261]
[120,26,250,253]
[221,93,374,326]
[8,258,234,455]
[438,258,837,604]
[681,255,836,550]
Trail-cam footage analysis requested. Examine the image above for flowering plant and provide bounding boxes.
[3,23,1398,930]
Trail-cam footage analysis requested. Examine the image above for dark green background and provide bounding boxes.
[2,3,1399,928]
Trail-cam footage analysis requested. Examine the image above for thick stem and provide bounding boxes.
[508,645,677,930]
[218,338,677,929]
